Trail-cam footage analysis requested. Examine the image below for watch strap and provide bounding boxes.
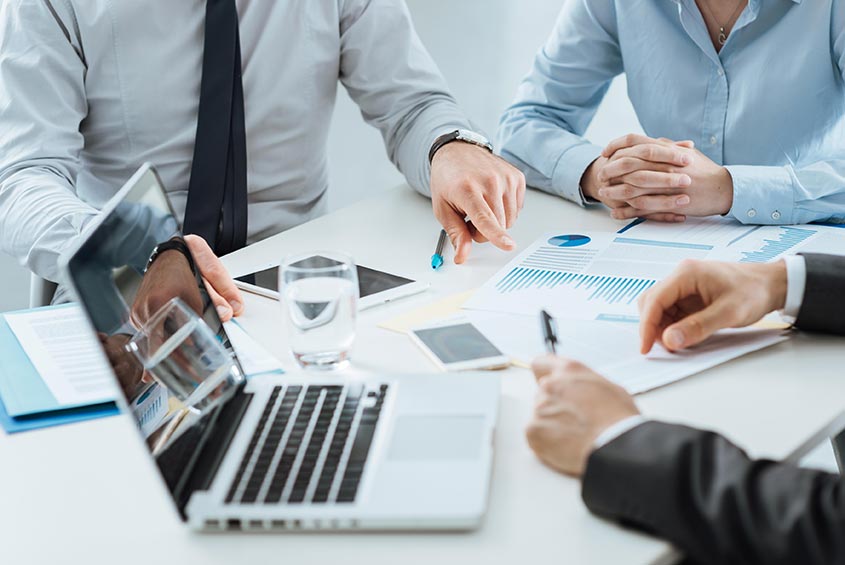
[428,130,494,164]
[145,237,196,275]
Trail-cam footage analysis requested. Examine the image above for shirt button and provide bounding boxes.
[709,135,717,145]
[747,209,757,218]
[772,210,781,220]
[717,68,724,76]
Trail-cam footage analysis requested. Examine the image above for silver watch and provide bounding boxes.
[429,129,494,163]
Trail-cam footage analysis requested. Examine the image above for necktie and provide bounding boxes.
[183,0,248,256]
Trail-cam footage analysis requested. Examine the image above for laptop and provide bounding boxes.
[60,164,499,531]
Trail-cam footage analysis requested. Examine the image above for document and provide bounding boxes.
[223,320,285,377]
[467,311,789,394]
[624,217,845,263]
[464,231,710,322]
[4,305,115,407]
[378,290,475,334]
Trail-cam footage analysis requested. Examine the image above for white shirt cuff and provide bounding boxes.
[780,255,807,323]
[592,415,647,451]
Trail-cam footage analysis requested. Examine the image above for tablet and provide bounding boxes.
[234,258,429,310]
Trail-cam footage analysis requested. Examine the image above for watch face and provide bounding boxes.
[457,130,491,147]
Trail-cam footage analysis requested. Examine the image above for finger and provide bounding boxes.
[602,134,662,158]
[619,170,692,189]
[467,220,490,244]
[638,274,690,354]
[483,181,508,230]
[640,212,687,223]
[204,277,233,322]
[435,202,473,265]
[466,199,516,252]
[599,183,682,201]
[502,185,519,229]
[531,355,564,382]
[184,235,244,315]
[607,145,692,168]
[625,194,691,212]
[662,300,734,351]
[514,171,527,211]
[600,158,677,183]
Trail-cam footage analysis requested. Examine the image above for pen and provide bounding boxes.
[431,229,447,270]
[540,309,558,355]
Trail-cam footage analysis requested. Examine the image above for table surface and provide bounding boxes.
[3,186,844,564]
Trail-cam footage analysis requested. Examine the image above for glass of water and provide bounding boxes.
[125,298,244,412]
[279,252,359,370]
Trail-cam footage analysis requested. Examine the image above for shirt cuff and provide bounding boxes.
[592,415,647,451]
[552,142,603,206]
[725,165,796,225]
[780,255,807,322]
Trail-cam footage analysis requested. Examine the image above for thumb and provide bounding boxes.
[437,206,473,265]
[661,302,730,351]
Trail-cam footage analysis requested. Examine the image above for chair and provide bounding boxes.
[29,273,58,308]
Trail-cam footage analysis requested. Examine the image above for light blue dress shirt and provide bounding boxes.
[499,0,845,225]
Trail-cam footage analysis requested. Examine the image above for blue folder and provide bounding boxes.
[0,304,118,434]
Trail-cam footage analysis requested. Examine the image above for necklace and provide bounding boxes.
[698,0,746,45]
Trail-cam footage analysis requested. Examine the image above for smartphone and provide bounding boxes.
[409,322,510,371]
[235,257,429,310]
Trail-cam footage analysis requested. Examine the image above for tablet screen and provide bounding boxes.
[241,259,414,299]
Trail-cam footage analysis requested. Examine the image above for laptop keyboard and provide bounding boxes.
[224,383,388,505]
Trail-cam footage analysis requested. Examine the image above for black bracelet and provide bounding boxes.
[144,236,196,275]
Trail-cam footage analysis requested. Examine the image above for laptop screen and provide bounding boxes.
[65,165,245,512]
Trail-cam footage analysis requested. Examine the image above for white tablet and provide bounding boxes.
[234,258,429,310]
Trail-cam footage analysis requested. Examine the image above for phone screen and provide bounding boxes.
[239,258,414,299]
[412,323,504,364]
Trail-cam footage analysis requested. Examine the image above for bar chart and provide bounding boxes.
[495,267,655,306]
[739,227,817,263]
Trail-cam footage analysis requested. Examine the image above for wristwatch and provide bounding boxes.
[428,129,494,164]
[144,236,196,275]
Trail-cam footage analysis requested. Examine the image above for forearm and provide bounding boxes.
[0,167,97,280]
[338,0,470,197]
[583,421,845,565]
[795,253,845,335]
[727,160,845,225]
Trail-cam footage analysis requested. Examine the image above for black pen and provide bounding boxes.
[540,309,558,355]
[431,229,447,270]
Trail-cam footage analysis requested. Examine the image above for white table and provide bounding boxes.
[3,186,844,564]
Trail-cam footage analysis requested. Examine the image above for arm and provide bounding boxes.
[583,421,845,565]
[0,0,98,281]
[337,0,469,196]
[497,0,622,205]
[795,253,845,335]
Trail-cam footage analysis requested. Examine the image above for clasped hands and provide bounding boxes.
[582,134,735,222]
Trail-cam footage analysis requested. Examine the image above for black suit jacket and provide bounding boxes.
[582,253,845,565]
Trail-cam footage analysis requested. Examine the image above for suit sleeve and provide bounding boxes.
[581,421,845,565]
[794,253,845,335]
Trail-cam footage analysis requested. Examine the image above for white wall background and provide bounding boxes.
[0,0,642,313]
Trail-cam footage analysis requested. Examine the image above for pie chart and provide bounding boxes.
[548,234,591,248]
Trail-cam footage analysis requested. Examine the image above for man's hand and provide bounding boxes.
[526,356,639,477]
[582,135,695,223]
[638,259,788,354]
[131,235,244,328]
[598,134,734,221]
[98,332,149,397]
[430,142,526,264]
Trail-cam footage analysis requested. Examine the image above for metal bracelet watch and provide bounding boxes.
[144,236,196,275]
[428,129,494,164]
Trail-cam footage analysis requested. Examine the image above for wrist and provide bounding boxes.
[761,260,788,312]
[716,166,735,215]
[580,158,602,201]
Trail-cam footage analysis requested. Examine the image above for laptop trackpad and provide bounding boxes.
[387,415,484,461]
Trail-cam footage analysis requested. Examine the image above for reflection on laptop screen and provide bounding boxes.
[65,165,244,509]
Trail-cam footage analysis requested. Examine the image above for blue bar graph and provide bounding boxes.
[739,227,816,263]
[495,267,655,305]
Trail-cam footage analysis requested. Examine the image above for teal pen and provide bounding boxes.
[431,229,447,270]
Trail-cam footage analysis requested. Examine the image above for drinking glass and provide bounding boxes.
[125,298,243,411]
[279,252,359,370]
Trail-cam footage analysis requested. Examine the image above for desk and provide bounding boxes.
[2,186,844,564]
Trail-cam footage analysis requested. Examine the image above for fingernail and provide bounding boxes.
[665,328,685,349]
[231,300,243,313]
[676,195,690,206]
[502,235,515,247]
[679,175,692,186]
[217,305,231,319]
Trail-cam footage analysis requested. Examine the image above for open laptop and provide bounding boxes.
[60,164,498,531]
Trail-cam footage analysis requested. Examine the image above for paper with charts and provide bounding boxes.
[464,222,845,322]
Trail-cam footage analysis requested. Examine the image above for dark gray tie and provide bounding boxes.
[183,0,248,256]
